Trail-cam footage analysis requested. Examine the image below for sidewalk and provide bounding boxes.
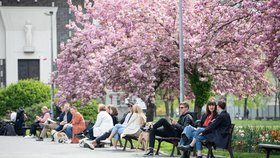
[0,136,184,158]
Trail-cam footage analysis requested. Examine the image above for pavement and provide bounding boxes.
[0,136,185,158]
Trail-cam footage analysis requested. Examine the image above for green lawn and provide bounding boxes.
[232,120,280,127]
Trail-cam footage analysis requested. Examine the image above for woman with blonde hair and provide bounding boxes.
[88,104,114,140]
[101,104,146,149]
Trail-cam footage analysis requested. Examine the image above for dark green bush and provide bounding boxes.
[72,100,98,123]
[0,80,50,116]
[24,101,51,126]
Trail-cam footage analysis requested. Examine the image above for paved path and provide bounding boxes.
[0,136,183,158]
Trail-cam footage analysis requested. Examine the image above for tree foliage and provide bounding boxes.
[55,0,278,120]
[0,80,50,116]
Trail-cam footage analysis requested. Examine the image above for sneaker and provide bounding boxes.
[84,142,95,150]
[24,135,35,139]
[100,139,111,144]
[143,148,154,156]
[36,137,43,141]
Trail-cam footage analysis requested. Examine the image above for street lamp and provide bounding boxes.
[44,11,54,119]
[179,0,184,103]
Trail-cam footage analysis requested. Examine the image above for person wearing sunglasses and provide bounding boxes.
[178,100,218,158]
[144,102,194,156]
[179,100,231,158]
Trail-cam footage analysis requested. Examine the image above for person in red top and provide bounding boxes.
[178,100,217,157]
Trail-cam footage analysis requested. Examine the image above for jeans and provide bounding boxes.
[194,128,206,150]
[149,118,180,148]
[88,127,95,140]
[111,124,125,141]
[65,124,73,139]
[180,125,196,145]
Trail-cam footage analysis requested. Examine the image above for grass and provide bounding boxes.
[232,120,280,127]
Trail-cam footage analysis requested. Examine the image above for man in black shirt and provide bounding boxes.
[144,102,194,156]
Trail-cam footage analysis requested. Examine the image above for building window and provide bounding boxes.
[18,59,40,80]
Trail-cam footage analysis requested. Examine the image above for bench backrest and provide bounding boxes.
[226,124,235,149]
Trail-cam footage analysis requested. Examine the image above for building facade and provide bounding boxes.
[0,0,83,86]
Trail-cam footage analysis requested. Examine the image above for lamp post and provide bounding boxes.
[45,11,54,119]
[179,0,184,103]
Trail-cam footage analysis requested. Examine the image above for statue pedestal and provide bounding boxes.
[23,46,35,53]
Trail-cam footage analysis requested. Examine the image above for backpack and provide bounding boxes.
[14,108,26,136]
[5,122,16,136]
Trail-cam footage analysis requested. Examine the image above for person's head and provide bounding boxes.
[126,102,134,112]
[206,100,217,115]
[110,106,118,116]
[70,106,77,114]
[217,99,226,112]
[63,103,70,112]
[132,105,146,125]
[98,104,107,112]
[179,102,189,114]
[41,106,49,113]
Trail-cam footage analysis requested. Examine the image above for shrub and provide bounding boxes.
[72,100,98,123]
[24,101,51,126]
[0,80,50,116]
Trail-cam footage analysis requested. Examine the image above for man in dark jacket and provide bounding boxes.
[144,102,193,156]
[181,100,231,158]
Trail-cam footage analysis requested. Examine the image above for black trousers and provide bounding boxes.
[149,118,181,148]
[95,130,111,144]
[30,122,40,136]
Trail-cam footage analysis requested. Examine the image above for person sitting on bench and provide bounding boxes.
[24,106,50,138]
[144,102,194,156]
[178,100,218,158]
[180,99,231,158]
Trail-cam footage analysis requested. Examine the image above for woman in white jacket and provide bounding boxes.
[90,104,113,140]
[102,104,146,148]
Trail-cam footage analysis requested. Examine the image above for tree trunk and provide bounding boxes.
[170,99,174,117]
[244,97,248,119]
[256,106,259,119]
[194,103,201,121]
[164,99,170,117]
[274,92,277,120]
[146,97,155,122]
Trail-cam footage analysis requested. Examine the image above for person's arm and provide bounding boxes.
[37,113,50,123]
[94,113,103,128]
[201,114,223,135]
[174,114,193,131]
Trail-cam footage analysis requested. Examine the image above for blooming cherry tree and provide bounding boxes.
[55,0,278,120]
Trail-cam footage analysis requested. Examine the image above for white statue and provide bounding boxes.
[24,21,32,47]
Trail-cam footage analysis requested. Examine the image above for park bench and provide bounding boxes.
[22,125,44,137]
[203,124,235,158]
[155,136,181,157]
[258,143,280,158]
[122,135,137,151]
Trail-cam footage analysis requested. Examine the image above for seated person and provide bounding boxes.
[65,106,86,143]
[85,104,124,149]
[25,106,50,138]
[144,102,194,156]
[36,103,72,141]
[87,104,114,140]
[100,105,146,149]
[180,100,231,158]
[178,100,217,158]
